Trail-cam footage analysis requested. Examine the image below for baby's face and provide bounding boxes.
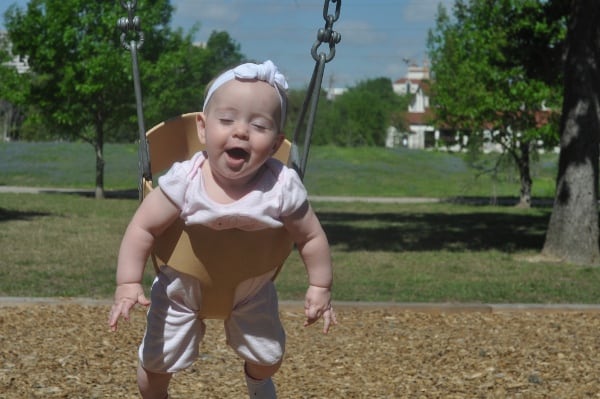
[198,79,284,187]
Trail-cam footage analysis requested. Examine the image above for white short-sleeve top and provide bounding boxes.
[158,152,307,230]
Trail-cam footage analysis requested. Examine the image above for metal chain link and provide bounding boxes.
[311,0,342,63]
[117,0,144,51]
[292,0,342,179]
[118,0,150,198]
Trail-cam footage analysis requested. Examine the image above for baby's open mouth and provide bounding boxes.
[226,148,248,160]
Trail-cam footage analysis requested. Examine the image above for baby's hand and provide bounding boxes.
[108,282,150,332]
[304,285,337,333]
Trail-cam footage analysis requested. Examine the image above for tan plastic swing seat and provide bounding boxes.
[143,112,294,319]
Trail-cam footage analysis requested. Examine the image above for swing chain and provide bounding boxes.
[311,0,341,63]
[118,0,144,51]
[292,0,341,179]
[117,0,151,197]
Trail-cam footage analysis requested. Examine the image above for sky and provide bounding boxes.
[1,0,454,88]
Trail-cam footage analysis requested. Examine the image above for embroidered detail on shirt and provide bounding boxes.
[208,215,263,230]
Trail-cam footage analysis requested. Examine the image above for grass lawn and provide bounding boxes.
[2,141,595,304]
[2,192,599,303]
[0,141,559,198]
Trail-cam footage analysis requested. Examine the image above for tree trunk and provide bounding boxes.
[542,0,600,265]
[94,122,105,200]
[1,101,16,142]
[1,106,9,142]
[516,140,532,208]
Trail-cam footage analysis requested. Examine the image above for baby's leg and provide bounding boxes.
[226,281,285,398]
[245,360,282,380]
[137,365,171,399]
[138,266,205,398]
[245,361,281,398]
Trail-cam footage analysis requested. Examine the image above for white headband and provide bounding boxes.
[203,60,289,130]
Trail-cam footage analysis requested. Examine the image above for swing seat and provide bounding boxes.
[142,112,294,319]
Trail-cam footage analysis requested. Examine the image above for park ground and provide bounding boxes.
[1,299,600,398]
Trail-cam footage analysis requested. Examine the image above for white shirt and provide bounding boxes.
[159,151,307,230]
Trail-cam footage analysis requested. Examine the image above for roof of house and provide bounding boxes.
[406,108,434,126]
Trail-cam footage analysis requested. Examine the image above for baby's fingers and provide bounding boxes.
[108,303,128,332]
[108,297,140,332]
[321,307,338,334]
[303,306,320,327]
[304,304,337,332]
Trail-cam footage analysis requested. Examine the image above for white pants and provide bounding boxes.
[139,266,285,373]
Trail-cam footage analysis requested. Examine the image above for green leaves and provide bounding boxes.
[310,77,410,147]
[427,0,568,205]
[3,0,245,142]
[141,30,243,127]
[428,0,564,145]
[2,0,245,193]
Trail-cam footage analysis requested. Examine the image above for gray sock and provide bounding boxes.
[245,373,277,399]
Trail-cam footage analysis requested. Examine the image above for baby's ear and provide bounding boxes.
[271,133,285,155]
[196,113,207,144]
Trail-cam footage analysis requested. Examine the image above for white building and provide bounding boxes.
[325,86,347,101]
[0,31,29,74]
[387,64,438,149]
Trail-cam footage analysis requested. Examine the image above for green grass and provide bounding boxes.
[0,142,559,198]
[2,193,600,303]
[278,201,600,304]
[1,141,580,304]
[0,193,150,297]
[0,141,139,189]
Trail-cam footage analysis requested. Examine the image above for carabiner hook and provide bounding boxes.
[311,0,342,63]
[118,1,144,51]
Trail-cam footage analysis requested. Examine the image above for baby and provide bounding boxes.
[108,60,336,399]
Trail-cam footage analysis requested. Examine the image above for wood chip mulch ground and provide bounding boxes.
[1,302,600,398]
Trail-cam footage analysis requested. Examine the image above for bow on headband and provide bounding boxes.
[203,60,289,130]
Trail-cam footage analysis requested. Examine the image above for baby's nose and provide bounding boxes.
[232,122,249,139]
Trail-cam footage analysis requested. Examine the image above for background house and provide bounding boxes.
[0,31,29,74]
[387,63,557,153]
[388,63,439,149]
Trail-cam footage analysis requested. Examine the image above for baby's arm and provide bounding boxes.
[108,188,180,331]
[283,202,337,333]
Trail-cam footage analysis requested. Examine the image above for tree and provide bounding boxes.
[4,1,244,198]
[5,0,175,198]
[542,0,600,265]
[427,0,565,207]
[314,77,409,146]
[141,30,244,128]
[0,33,28,141]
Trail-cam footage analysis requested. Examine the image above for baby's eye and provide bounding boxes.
[252,122,268,130]
[219,118,234,124]
[251,119,273,131]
